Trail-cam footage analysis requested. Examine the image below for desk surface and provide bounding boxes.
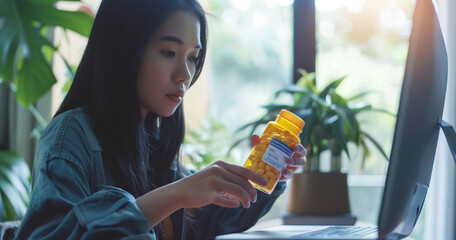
[219,218,414,240]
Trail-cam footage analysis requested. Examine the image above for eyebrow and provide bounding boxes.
[159,35,202,49]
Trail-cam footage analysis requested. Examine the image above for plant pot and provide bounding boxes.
[288,171,351,215]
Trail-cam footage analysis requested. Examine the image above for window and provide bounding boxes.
[205,0,294,129]
[204,0,426,239]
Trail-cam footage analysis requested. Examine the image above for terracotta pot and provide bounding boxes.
[287,172,351,215]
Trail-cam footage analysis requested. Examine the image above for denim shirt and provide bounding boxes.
[15,108,286,240]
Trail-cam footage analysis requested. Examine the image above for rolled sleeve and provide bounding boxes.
[16,158,153,240]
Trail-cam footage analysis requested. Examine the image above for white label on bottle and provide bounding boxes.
[261,138,294,173]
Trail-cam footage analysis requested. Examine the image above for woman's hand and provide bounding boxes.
[250,134,307,181]
[136,161,268,228]
[173,160,268,209]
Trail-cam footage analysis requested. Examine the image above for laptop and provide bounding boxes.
[217,0,448,239]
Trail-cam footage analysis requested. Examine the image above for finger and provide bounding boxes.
[251,134,260,147]
[286,157,306,167]
[214,161,268,187]
[215,181,252,208]
[279,168,294,181]
[279,166,298,181]
[292,144,307,157]
[213,194,241,208]
[220,168,258,203]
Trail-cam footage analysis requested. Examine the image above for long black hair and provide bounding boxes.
[55,0,207,197]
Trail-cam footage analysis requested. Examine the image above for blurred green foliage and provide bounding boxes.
[183,118,237,171]
[0,0,94,221]
[0,151,30,221]
[0,0,93,106]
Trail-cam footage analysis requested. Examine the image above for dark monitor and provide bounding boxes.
[378,0,448,238]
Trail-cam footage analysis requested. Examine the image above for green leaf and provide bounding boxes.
[0,0,93,106]
[262,103,295,114]
[274,87,328,108]
[15,27,57,105]
[60,56,76,93]
[20,4,93,38]
[348,102,372,115]
[296,69,316,90]
[362,131,389,161]
[298,108,314,146]
[370,108,396,117]
[330,104,359,141]
[347,90,376,101]
[0,192,5,220]
[0,151,30,179]
[328,92,348,107]
[359,139,371,171]
[274,85,308,98]
[1,194,16,221]
[0,27,19,82]
[326,115,350,159]
[295,71,317,105]
[0,150,31,221]
[318,75,347,99]
[0,166,28,201]
[0,179,27,219]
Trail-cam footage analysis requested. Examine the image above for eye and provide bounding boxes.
[162,50,176,57]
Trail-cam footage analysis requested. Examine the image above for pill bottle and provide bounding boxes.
[244,109,305,194]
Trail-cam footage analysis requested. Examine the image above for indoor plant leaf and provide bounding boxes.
[0,0,93,106]
[262,103,295,114]
[325,114,350,158]
[15,27,57,106]
[361,131,389,161]
[369,108,396,117]
[347,90,376,101]
[0,150,31,221]
[318,75,347,99]
[330,104,359,141]
[359,139,371,171]
[348,102,372,115]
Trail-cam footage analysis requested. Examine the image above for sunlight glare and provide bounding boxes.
[380,7,408,36]
[266,0,293,6]
[222,9,238,23]
[232,0,251,11]
[317,0,365,13]
[347,0,365,13]
[252,12,267,28]
[316,0,346,11]
[319,20,335,38]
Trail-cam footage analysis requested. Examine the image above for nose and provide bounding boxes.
[173,58,193,84]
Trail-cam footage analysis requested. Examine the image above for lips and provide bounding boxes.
[166,91,184,103]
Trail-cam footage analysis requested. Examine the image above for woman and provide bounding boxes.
[16,0,307,239]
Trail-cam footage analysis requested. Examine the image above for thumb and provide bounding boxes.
[251,134,260,148]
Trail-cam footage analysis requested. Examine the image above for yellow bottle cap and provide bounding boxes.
[276,109,305,136]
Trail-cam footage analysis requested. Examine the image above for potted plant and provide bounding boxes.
[234,69,392,220]
[0,0,94,221]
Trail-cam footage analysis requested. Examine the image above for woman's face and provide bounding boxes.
[137,10,201,119]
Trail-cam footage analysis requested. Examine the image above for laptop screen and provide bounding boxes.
[377,0,448,238]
